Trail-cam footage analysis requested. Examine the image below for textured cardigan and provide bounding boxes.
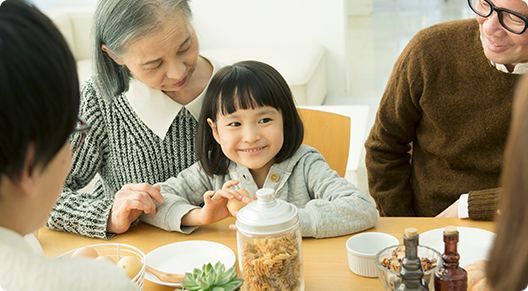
[45,57,223,239]
[365,19,520,220]
[141,145,378,239]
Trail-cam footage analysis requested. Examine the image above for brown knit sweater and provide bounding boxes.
[365,19,520,221]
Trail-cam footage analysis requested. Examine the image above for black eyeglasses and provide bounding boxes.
[70,117,91,152]
[469,0,528,34]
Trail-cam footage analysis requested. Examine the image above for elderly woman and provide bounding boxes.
[45,0,225,239]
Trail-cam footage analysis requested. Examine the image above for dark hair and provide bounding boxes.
[196,60,304,176]
[0,0,79,182]
[92,0,192,100]
[488,72,528,291]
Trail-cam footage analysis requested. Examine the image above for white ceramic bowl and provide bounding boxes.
[346,232,399,277]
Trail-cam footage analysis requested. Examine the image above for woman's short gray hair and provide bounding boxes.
[92,0,192,100]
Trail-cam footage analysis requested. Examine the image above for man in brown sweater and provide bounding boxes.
[365,0,528,221]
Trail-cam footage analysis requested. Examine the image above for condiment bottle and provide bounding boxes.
[434,225,467,291]
[235,188,304,291]
[396,228,429,291]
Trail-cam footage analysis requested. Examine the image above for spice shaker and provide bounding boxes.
[235,188,304,291]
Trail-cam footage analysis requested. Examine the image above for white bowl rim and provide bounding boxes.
[374,244,443,275]
[346,232,400,257]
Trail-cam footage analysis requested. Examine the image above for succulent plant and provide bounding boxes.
[180,261,244,291]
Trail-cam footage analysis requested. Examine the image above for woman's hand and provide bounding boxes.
[107,183,164,234]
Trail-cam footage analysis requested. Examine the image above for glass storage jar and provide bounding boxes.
[236,188,304,291]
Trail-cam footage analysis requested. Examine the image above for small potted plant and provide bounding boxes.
[179,261,244,291]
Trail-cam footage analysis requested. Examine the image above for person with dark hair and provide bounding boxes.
[140,60,378,238]
[365,0,528,220]
[487,71,528,291]
[0,0,137,290]
[45,0,225,239]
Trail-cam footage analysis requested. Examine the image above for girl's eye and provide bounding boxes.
[259,118,272,124]
[228,122,241,127]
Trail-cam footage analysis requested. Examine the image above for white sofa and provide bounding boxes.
[44,7,327,106]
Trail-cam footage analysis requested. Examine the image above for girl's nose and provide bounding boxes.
[242,126,261,143]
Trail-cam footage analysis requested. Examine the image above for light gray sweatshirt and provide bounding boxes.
[141,145,378,238]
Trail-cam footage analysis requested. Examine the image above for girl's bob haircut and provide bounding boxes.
[196,60,304,176]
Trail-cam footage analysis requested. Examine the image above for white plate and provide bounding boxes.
[420,227,496,268]
[145,240,236,287]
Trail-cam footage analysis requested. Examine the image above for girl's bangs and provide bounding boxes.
[217,72,278,117]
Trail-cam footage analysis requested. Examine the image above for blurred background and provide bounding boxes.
[32,0,472,196]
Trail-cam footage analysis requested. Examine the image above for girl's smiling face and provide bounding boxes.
[208,106,284,177]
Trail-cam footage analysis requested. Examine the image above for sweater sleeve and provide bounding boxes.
[44,80,115,239]
[300,152,378,238]
[364,29,424,217]
[140,163,213,233]
[468,188,500,221]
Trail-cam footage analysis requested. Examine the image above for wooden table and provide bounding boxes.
[39,217,494,291]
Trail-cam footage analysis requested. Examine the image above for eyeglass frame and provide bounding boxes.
[468,0,528,34]
[70,117,91,152]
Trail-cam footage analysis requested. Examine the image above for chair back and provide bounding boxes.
[297,108,350,177]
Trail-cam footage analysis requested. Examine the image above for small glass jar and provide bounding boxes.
[236,188,305,291]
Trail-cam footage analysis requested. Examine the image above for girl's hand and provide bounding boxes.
[107,183,164,233]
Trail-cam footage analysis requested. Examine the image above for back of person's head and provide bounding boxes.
[488,72,528,291]
[196,60,304,176]
[92,0,192,100]
[0,0,79,182]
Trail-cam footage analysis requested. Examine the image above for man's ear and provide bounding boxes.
[207,118,220,144]
[18,143,38,198]
[101,44,124,65]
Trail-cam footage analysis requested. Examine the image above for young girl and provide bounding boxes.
[141,60,378,238]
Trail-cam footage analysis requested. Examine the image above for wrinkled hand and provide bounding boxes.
[107,183,164,233]
[435,199,460,218]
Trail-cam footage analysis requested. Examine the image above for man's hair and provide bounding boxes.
[0,0,79,181]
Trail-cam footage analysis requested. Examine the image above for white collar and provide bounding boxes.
[490,60,528,74]
[0,226,32,254]
[125,55,224,139]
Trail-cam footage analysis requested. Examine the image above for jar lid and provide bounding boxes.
[236,188,299,235]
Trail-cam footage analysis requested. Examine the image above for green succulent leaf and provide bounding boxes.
[180,261,244,291]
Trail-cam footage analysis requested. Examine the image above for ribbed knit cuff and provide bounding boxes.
[467,188,500,221]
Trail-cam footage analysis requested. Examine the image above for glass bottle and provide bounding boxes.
[434,225,468,291]
[396,228,429,291]
[235,188,304,291]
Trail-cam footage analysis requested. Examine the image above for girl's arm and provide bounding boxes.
[300,152,378,238]
[140,164,235,233]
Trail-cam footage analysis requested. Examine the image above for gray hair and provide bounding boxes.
[92,0,192,100]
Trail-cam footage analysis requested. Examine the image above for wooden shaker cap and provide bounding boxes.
[445,225,457,235]
[405,228,418,238]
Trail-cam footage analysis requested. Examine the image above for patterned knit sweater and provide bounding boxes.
[365,19,521,220]
[45,57,223,239]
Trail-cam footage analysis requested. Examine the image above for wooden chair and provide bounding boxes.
[297,108,351,177]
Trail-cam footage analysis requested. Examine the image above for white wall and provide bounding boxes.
[32,0,350,98]
[31,0,97,10]
[191,0,349,98]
